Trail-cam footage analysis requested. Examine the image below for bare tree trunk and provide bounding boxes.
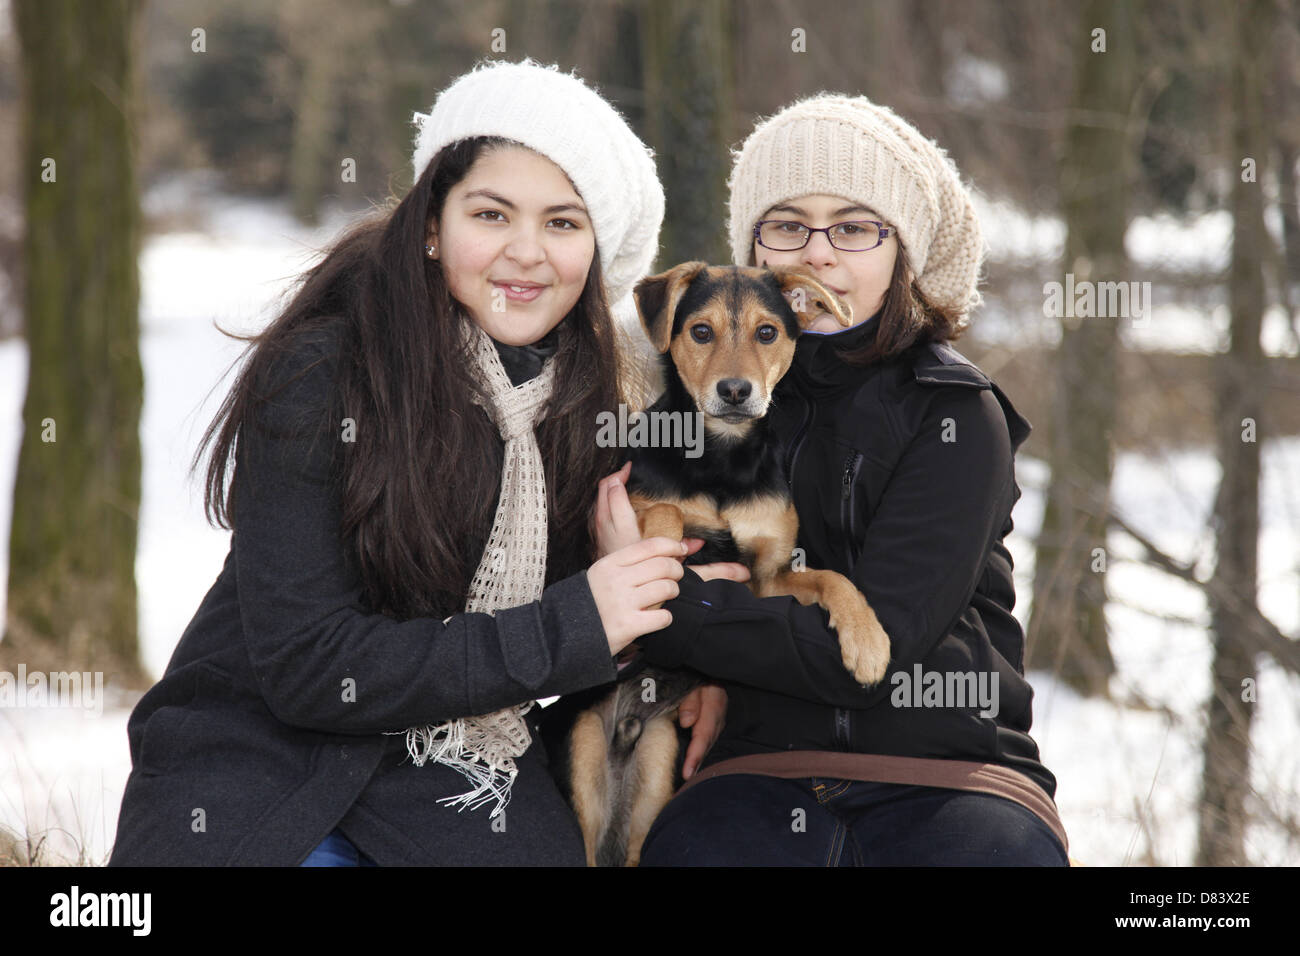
[5,0,145,684]
[1272,11,1300,351]
[287,31,339,226]
[1275,136,1299,351]
[641,0,732,266]
[1027,0,1133,696]
[1196,0,1269,868]
[282,0,387,225]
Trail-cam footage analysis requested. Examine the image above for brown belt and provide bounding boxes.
[676,751,1069,855]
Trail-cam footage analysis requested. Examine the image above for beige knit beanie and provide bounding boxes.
[728,93,985,317]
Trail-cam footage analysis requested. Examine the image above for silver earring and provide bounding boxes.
[425,244,436,257]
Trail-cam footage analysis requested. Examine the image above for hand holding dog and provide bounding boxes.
[586,536,688,656]
[591,463,752,587]
[677,683,728,779]
[592,461,638,557]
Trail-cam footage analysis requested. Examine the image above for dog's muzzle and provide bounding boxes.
[705,378,767,422]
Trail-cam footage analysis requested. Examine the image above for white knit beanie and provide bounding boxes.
[412,58,665,322]
[728,93,985,317]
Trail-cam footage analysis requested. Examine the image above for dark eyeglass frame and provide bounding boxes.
[754,219,894,252]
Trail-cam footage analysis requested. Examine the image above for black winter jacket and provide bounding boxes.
[108,320,617,866]
[638,312,1057,799]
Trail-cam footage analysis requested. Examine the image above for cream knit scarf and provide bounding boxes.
[399,320,559,818]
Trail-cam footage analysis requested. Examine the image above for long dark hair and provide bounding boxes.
[195,136,623,619]
[749,237,967,364]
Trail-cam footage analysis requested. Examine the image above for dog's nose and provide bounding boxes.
[716,379,752,405]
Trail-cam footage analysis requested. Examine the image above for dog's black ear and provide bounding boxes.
[770,265,854,330]
[634,261,708,353]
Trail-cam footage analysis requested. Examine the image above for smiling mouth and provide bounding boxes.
[493,281,547,301]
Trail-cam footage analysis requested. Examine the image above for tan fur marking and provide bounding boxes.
[628,491,727,540]
[767,567,891,686]
[622,713,681,867]
[719,495,797,590]
[568,709,611,867]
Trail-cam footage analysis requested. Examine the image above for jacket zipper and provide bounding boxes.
[840,451,863,572]
[836,450,863,751]
[835,707,851,749]
[785,399,814,491]
[785,397,851,750]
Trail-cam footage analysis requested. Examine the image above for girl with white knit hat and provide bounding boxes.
[107,59,739,867]
[623,93,1071,866]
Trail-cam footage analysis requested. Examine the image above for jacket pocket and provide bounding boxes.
[137,663,236,775]
[138,705,194,776]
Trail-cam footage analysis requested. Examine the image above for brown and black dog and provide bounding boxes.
[559,262,892,866]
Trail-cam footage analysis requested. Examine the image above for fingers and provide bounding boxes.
[691,561,751,584]
[597,461,632,497]
[611,535,689,566]
[632,606,673,634]
[595,471,611,527]
[633,576,680,605]
[595,461,632,522]
[677,686,701,728]
[624,556,686,592]
[680,685,727,779]
[606,473,641,545]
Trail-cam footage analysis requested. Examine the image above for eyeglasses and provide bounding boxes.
[754,219,893,252]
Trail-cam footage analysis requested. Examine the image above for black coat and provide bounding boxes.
[638,312,1057,799]
[108,322,617,866]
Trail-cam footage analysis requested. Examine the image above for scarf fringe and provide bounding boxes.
[400,701,535,818]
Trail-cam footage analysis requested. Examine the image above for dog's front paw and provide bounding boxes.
[828,601,891,687]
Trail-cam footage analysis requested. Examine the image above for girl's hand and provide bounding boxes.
[591,461,637,560]
[587,537,687,656]
[591,468,753,588]
[678,683,727,779]
[690,556,751,585]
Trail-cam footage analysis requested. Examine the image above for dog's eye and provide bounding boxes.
[756,325,778,343]
[690,324,713,343]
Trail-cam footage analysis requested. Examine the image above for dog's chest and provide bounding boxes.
[634,489,794,567]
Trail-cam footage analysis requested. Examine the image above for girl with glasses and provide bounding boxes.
[620,93,1071,866]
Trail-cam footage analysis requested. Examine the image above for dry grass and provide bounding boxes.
[0,820,99,866]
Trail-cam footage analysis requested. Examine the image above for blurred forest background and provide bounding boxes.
[0,0,1298,867]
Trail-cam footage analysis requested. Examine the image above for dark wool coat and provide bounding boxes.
[108,321,617,866]
[638,311,1058,799]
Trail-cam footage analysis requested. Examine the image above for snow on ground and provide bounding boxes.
[1013,448,1300,866]
[1,184,1297,865]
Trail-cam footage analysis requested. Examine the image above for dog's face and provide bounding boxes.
[633,263,853,438]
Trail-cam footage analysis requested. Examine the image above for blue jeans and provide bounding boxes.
[640,775,1069,866]
[300,828,380,867]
